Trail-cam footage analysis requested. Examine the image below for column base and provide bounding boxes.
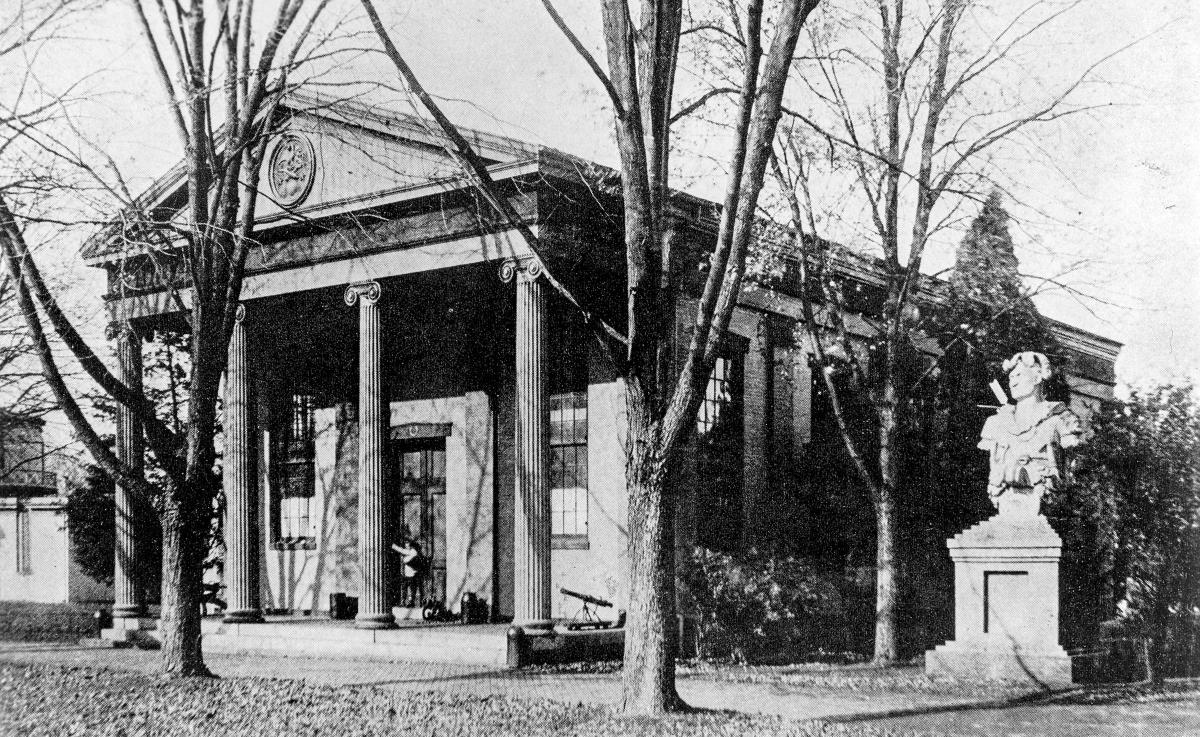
[108,615,155,632]
[100,616,159,647]
[222,609,265,624]
[112,606,147,621]
[355,612,397,630]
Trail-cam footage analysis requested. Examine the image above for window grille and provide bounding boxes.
[550,391,588,541]
[274,393,315,545]
[697,357,736,437]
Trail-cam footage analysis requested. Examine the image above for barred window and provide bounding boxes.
[274,393,315,546]
[697,357,737,436]
[15,500,31,575]
[696,353,744,552]
[550,391,588,544]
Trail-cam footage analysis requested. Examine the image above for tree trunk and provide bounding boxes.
[874,388,901,664]
[874,490,900,663]
[157,490,211,678]
[621,404,685,715]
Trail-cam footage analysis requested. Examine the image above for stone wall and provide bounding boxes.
[261,394,495,615]
[550,380,628,618]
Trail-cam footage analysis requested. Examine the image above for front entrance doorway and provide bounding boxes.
[389,438,447,608]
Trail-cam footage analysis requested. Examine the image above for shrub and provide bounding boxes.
[679,547,852,663]
[0,601,95,642]
[1058,384,1200,682]
[65,464,162,601]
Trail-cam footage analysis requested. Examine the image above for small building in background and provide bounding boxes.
[0,411,108,604]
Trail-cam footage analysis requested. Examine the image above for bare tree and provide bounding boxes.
[0,1,98,429]
[0,275,49,423]
[357,0,820,715]
[0,0,331,676]
[759,0,1132,662]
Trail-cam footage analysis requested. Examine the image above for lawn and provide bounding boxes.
[0,662,907,737]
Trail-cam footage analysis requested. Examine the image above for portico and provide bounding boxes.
[103,226,610,627]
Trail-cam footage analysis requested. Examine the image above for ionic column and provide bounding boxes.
[346,281,394,629]
[223,305,262,623]
[111,322,145,622]
[501,259,551,630]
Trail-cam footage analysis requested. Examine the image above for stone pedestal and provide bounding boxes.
[926,505,1073,686]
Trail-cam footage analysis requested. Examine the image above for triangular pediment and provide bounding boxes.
[255,91,541,225]
[81,90,544,263]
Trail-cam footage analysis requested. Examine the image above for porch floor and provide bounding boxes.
[200,615,512,666]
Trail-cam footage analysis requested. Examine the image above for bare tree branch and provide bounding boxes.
[358,0,627,356]
[540,0,627,120]
[670,85,739,124]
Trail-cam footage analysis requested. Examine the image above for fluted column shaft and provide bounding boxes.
[347,281,394,629]
[505,259,551,629]
[223,305,262,623]
[112,324,145,621]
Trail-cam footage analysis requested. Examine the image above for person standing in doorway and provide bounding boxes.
[391,526,424,607]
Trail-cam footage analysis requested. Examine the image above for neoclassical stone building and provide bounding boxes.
[84,92,1120,632]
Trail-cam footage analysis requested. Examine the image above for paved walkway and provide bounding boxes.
[1,642,1197,736]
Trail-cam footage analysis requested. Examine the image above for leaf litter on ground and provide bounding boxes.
[0,662,921,737]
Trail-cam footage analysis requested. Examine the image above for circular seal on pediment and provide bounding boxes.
[268,133,316,207]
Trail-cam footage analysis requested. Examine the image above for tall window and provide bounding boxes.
[696,353,744,552]
[550,391,588,546]
[274,393,315,546]
[15,500,31,575]
[697,356,738,437]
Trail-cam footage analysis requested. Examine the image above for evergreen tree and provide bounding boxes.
[949,190,1025,306]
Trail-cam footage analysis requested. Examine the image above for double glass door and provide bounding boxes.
[390,438,447,607]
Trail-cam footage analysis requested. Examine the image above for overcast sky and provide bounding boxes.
[25,0,1200,388]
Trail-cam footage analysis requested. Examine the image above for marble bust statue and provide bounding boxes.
[979,351,1083,515]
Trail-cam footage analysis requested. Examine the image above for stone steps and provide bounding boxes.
[198,620,510,666]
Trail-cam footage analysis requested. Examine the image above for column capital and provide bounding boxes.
[344,280,382,307]
[498,258,542,284]
[233,303,247,323]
